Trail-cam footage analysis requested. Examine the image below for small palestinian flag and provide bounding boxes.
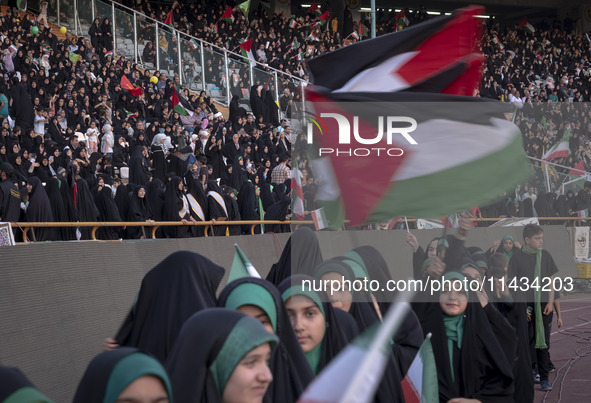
[189,39,198,50]
[492,35,504,49]
[396,10,409,30]
[172,87,194,116]
[220,6,234,23]
[518,17,535,33]
[290,39,299,51]
[104,50,114,57]
[239,38,255,63]
[124,109,138,118]
[313,11,329,28]
[289,19,297,28]
[164,10,173,26]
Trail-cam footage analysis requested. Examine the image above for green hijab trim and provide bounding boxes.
[501,235,515,262]
[3,387,53,403]
[210,316,278,395]
[441,271,467,382]
[315,261,354,282]
[103,352,173,403]
[225,282,278,333]
[341,258,369,280]
[305,343,323,375]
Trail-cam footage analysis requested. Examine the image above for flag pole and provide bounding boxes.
[404,217,410,232]
[341,289,415,403]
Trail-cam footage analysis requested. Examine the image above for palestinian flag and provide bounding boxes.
[172,87,194,116]
[313,11,329,28]
[236,0,251,17]
[164,10,173,26]
[220,6,234,23]
[311,208,328,230]
[227,244,262,283]
[17,0,26,12]
[396,10,409,30]
[569,160,585,176]
[121,75,143,97]
[518,17,535,33]
[124,109,138,118]
[401,334,438,403]
[298,302,412,403]
[307,0,320,15]
[492,35,504,49]
[305,7,530,226]
[291,164,305,219]
[104,50,114,57]
[542,127,571,161]
[240,39,255,63]
[289,19,297,28]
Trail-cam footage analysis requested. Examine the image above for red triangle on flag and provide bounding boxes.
[395,6,483,87]
[441,54,484,96]
[518,17,527,27]
[306,89,410,225]
[308,1,318,14]
[239,39,253,52]
[164,10,173,25]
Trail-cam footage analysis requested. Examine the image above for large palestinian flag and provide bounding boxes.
[303,6,530,226]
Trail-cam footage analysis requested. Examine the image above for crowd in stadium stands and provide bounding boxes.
[0,2,588,242]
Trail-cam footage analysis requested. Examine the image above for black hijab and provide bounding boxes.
[128,145,149,186]
[115,251,225,363]
[0,366,52,402]
[218,278,314,402]
[264,195,290,233]
[145,178,165,221]
[266,227,323,286]
[165,308,278,403]
[72,347,173,403]
[94,186,122,240]
[114,184,131,221]
[26,176,54,241]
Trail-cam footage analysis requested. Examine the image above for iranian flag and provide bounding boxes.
[220,6,234,23]
[396,10,409,30]
[518,17,535,33]
[121,75,143,97]
[172,87,194,116]
[492,35,504,49]
[189,39,198,50]
[104,50,114,57]
[240,39,255,63]
[289,19,297,28]
[124,109,138,118]
[297,52,305,61]
[305,7,530,226]
[291,164,305,220]
[542,127,571,161]
[311,208,328,230]
[351,30,360,40]
[298,301,412,403]
[308,32,319,42]
[401,334,438,403]
[227,244,262,283]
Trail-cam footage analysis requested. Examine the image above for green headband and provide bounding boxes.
[442,271,469,300]
[103,352,173,403]
[341,258,369,280]
[210,316,278,394]
[4,387,53,403]
[502,235,514,243]
[282,285,325,318]
[225,283,278,333]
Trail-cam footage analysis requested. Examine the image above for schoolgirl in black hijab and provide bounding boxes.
[26,176,54,241]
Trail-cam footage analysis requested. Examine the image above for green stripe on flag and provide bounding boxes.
[369,130,529,222]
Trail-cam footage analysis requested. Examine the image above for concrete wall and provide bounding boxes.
[0,226,574,402]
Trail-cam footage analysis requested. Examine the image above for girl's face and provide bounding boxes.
[439,282,468,317]
[285,295,325,353]
[116,375,168,402]
[237,305,273,334]
[320,272,352,313]
[427,239,438,258]
[138,187,146,198]
[503,238,514,252]
[222,343,273,403]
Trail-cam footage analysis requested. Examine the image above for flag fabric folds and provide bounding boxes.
[227,244,262,283]
[396,10,409,30]
[240,39,255,63]
[401,334,438,403]
[291,164,305,219]
[237,0,251,17]
[121,75,143,97]
[172,87,194,116]
[164,10,173,26]
[311,208,328,230]
[518,17,535,33]
[542,127,571,161]
[305,6,530,226]
[308,1,320,15]
[220,6,234,23]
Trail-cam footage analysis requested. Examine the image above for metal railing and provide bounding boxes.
[65,0,308,130]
